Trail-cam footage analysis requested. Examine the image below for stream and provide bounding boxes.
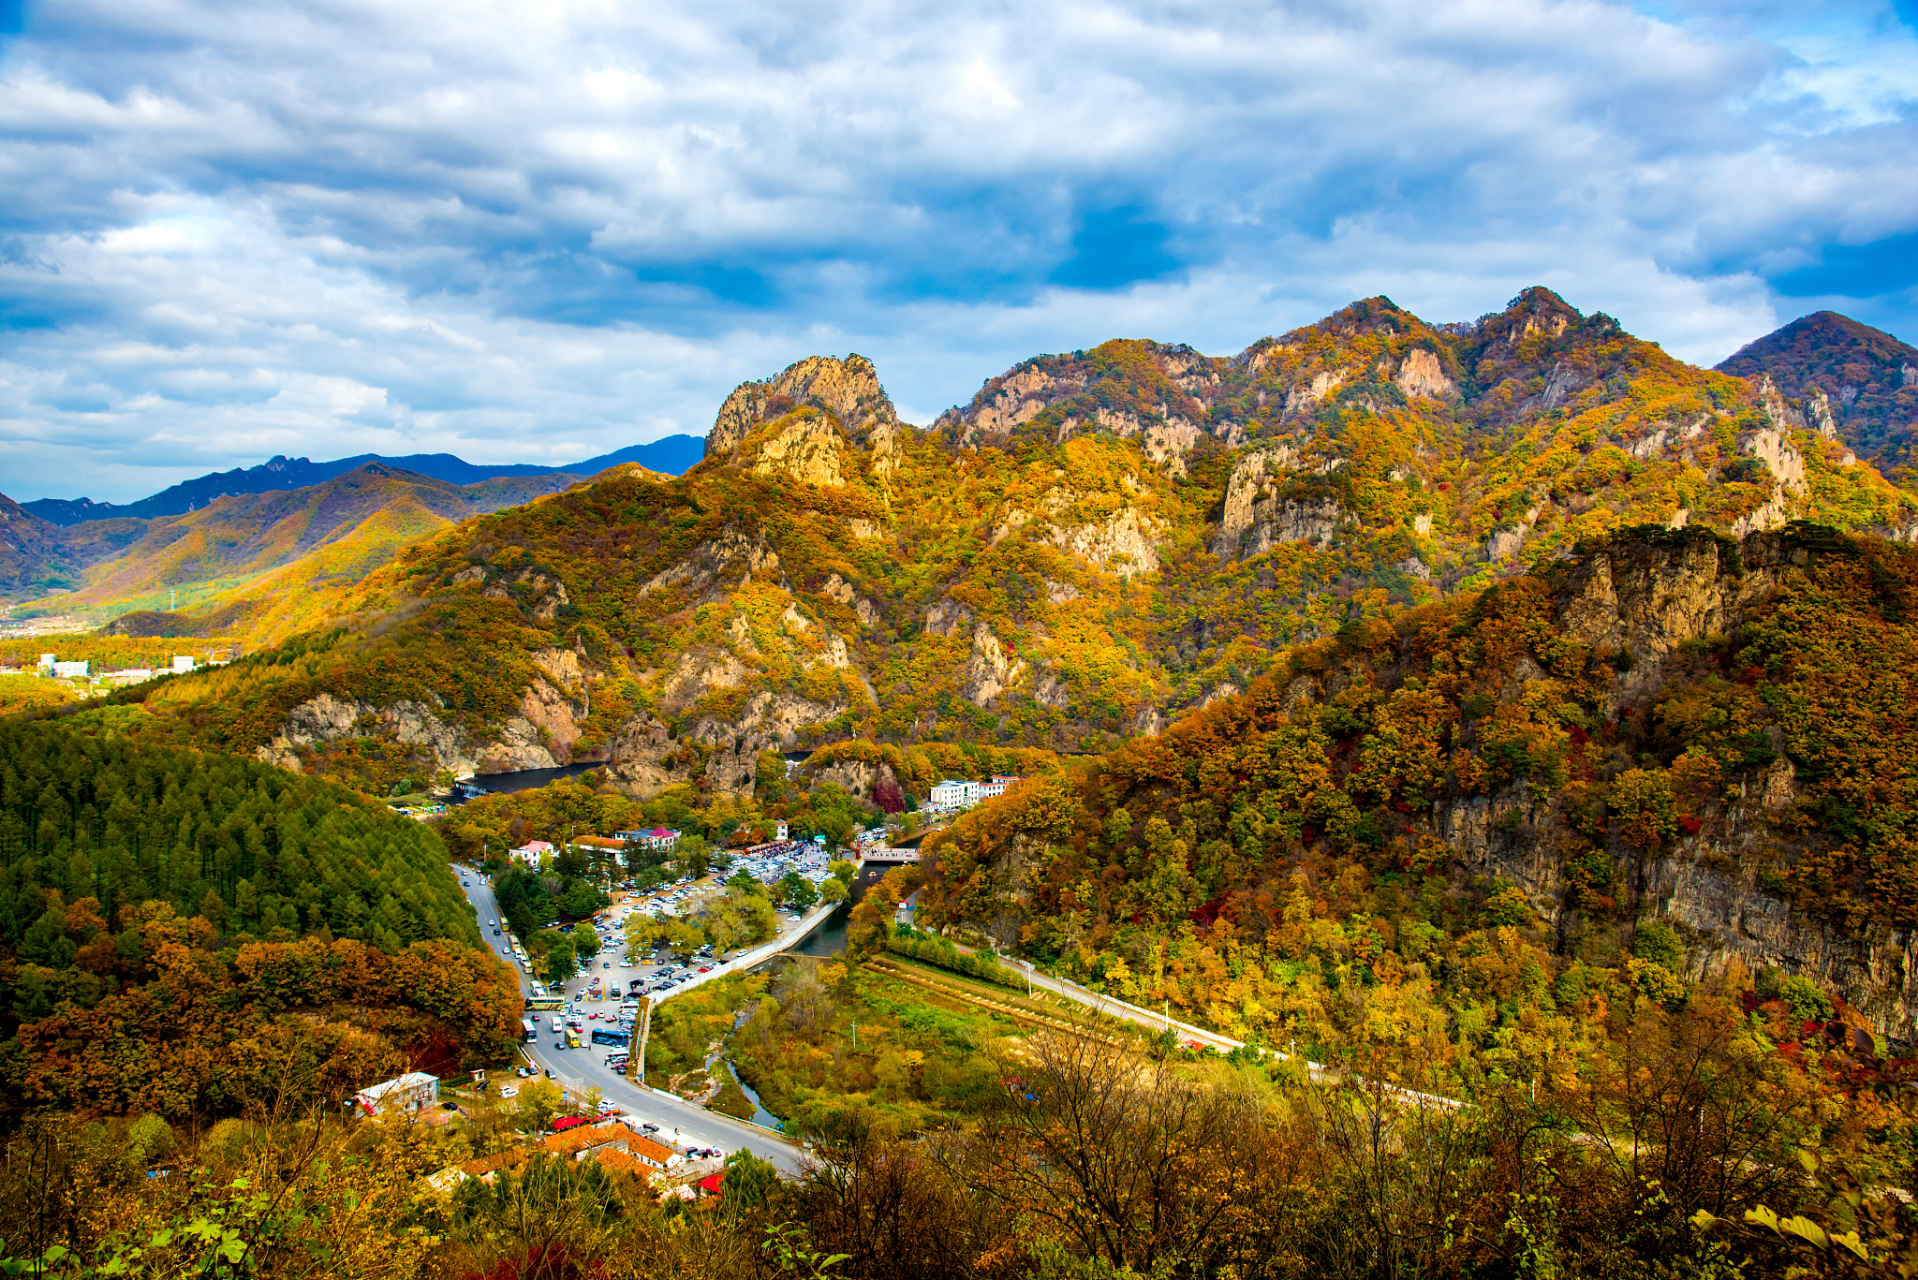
[706,1025,782,1131]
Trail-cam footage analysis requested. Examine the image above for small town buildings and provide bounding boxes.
[981,775,1021,798]
[615,827,681,852]
[353,1071,439,1116]
[929,779,980,808]
[624,1133,685,1169]
[508,840,555,866]
[571,835,626,860]
[593,1148,653,1181]
[542,1121,631,1161]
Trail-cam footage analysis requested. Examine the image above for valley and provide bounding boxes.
[2,289,1917,1279]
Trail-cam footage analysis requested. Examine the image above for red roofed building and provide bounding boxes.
[541,1122,629,1161]
[624,1133,684,1169]
[697,1172,724,1197]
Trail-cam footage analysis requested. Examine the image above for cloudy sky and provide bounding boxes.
[2,0,1915,503]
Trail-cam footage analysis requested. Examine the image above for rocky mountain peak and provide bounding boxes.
[1716,310,1918,479]
[1481,285,1584,346]
[705,354,900,460]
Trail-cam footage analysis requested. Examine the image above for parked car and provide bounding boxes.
[641,1123,660,1134]
[500,1086,519,1099]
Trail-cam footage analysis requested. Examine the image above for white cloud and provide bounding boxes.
[0,0,1911,500]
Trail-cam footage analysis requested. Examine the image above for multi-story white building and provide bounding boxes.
[353,1071,439,1116]
[614,827,681,852]
[980,775,1021,799]
[929,779,981,808]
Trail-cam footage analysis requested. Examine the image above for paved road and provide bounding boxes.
[982,950,1463,1110]
[457,871,820,1173]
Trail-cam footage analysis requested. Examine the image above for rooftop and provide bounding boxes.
[542,1121,628,1159]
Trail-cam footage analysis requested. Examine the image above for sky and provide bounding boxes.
[1,0,1915,503]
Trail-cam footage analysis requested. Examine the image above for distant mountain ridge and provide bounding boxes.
[0,462,585,619]
[21,436,706,525]
[1715,310,1918,482]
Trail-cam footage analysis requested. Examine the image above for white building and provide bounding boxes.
[930,779,981,808]
[508,840,555,866]
[171,655,197,674]
[50,660,89,679]
[614,827,681,852]
[775,820,789,840]
[981,775,1021,799]
[353,1071,439,1116]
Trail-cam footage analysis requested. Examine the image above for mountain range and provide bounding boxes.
[0,465,585,616]
[41,285,1904,1041]
[18,435,705,525]
[87,287,1907,761]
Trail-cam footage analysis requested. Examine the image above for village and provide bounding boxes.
[349,1070,753,1206]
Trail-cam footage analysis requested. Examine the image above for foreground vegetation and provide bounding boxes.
[2,1001,1911,1280]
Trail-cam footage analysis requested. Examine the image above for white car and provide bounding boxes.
[500,1086,519,1098]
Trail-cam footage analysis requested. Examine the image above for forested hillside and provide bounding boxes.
[78,290,1915,809]
[1718,310,1918,483]
[0,720,514,1124]
[920,521,1918,1047]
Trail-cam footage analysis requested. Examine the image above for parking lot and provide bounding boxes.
[456,858,842,1173]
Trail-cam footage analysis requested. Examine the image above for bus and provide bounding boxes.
[565,1028,583,1050]
[590,1027,626,1047]
[521,1018,538,1043]
[526,995,564,1011]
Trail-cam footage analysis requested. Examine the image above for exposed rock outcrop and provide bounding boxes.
[963,622,1027,705]
[1212,448,1342,559]
[751,412,849,489]
[706,355,899,459]
[1051,508,1166,575]
[1395,348,1455,398]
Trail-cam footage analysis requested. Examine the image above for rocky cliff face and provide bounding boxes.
[1211,447,1344,558]
[925,526,1918,1044]
[706,355,898,463]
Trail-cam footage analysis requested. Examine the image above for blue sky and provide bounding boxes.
[1,0,1915,503]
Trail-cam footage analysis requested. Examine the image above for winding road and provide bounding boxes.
[459,872,833,1173]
